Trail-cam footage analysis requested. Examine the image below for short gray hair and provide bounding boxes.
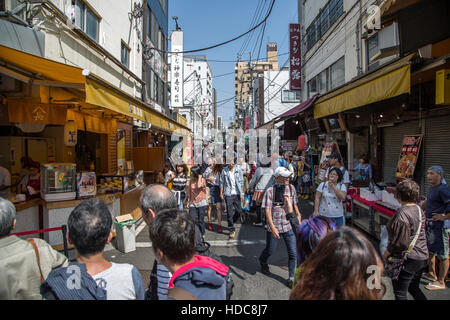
[0,198,16,237]
[140,184,177,217]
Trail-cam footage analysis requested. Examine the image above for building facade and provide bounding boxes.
[234,42,278,128]
[253,67,301,128]
[296,0,450,194]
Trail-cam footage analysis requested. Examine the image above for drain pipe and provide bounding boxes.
[356,0,363,76]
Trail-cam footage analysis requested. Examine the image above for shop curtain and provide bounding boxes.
[8,102,67,125]
[66,109,116,135]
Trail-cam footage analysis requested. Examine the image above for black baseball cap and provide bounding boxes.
[327,152,342,161]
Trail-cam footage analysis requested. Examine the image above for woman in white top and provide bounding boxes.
[313,167,347,228]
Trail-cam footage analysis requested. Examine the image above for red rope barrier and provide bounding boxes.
[11,227,63,237]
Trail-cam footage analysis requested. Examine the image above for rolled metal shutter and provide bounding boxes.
[382,120,421,184]
[423,115,450,195]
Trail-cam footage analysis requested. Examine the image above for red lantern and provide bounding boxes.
[298,135,307,151]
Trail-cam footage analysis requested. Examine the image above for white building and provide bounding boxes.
[170,46,214,142]
[253,68,301,128]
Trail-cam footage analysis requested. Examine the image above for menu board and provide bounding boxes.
[395,134,423,180]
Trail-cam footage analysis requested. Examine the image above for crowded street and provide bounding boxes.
[0,0,449,307]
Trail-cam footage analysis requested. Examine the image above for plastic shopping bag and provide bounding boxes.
[379,225,388,258]
[241,194,252,211]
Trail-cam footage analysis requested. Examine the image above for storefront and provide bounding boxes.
[312,49,450,238]
[0,45,190,246]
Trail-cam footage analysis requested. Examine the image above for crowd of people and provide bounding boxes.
[0,147,448,300]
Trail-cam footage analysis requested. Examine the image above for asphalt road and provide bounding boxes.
[97,198,450,300]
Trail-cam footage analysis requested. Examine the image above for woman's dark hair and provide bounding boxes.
[396,179,420,203]
[176,164,189,176]
[212,164,224,175]
[360,154,369,164]
[20,156,33,169]
[190,165,201,179]
[290,227,385,300]
[68,199,112,256]
[148,208,196,264]
[328,167,343,183]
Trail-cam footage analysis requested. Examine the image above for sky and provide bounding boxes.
[168,0,299,127]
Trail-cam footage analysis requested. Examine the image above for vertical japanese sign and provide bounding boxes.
[395,134,423,180]
[171,30,183,108]
[289,24,301,91]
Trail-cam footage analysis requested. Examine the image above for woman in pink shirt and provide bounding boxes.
[185,166,208,236]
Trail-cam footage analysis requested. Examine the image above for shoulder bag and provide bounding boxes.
[27,238,44,283]
[384,205,422,280]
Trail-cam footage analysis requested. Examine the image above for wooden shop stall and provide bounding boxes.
[0,44,190,247]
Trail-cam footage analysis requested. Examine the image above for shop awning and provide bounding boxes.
[256,120,275,131]
[314,53,416,119]
[0,44,190,135]
[0,44,85,86]
[277,94,319,119]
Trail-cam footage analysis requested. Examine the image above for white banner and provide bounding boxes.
[170,30,183,108]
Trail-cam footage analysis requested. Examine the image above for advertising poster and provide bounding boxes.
[395,134,423,180]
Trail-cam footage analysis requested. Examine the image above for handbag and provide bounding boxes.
[384,205,422,280]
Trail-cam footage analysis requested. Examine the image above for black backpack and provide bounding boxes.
[195,225,234,300]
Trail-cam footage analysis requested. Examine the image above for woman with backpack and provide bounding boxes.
[313,167,347,228]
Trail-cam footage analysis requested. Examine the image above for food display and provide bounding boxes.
[97,171,144,194]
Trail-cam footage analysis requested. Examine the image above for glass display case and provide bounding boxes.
[40,163,77,201]
[97,170,144,194]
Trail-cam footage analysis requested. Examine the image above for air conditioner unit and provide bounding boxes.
[370,22,400,62]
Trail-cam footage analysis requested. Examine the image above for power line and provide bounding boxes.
[238,0,267,58]
[203,52,290,63]
[151,0,276,55]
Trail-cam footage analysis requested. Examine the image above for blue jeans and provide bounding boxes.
[259,229,297,280]
[178,192,186,211]
[189,205,207,236]
[225,195,242,232]
[330,216,345,228]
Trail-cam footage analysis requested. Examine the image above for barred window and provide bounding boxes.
[305,0,343,52]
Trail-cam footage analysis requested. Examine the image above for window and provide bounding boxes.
[319,70,327,94]
[330,57,345,89]
[305,0,343,51]
[327,118,341,131]
[74,0,99,42]
[282,90,301,102]
[158,78,164,106]
[151,10,158,45]
[367,34,380,71]
[121,42,130,68]
[307,77,317,98]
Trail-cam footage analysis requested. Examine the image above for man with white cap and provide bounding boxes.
[258,166,301,288]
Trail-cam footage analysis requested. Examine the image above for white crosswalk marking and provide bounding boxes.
[135,239,266,248]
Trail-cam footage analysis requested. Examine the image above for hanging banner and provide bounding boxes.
[289,23,301,91]
[170,30,184,108]
[395,134,423,180]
